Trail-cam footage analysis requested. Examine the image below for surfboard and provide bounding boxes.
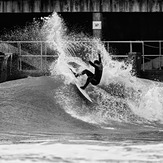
[69,68,92,102]
[75,82,92,102]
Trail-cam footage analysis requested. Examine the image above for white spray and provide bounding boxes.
[41,12,163,125]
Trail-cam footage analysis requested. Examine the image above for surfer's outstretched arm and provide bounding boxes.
[89,61,96,67]
[98,53,102,63]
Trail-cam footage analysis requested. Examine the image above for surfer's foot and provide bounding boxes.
[80,86,86,89]
[75,73,80,78]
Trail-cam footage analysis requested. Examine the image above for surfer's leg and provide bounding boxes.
[80,70,94,89]
[81,69,94,77]
[80,77,92,89]
[90,79,99,86]
[76,69,93,78]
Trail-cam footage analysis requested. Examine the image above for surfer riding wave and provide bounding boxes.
[75,52,103,89]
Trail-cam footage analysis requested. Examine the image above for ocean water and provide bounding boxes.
[1,12,163,162]
[0,76,163,163]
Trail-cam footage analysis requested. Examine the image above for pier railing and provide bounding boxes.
[103,40,163,71]
[0,40,163,71]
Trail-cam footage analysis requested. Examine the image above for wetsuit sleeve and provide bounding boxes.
[89,61,96,68]
[98,53,102,63]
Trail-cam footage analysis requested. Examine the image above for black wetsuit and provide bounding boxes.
[80,54,103,89]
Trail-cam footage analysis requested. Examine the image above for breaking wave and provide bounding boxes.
[38,12,163,129]
[1,12,163,134]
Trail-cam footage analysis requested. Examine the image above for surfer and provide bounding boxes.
[75,53,103,89]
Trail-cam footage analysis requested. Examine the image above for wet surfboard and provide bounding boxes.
[69,68,92,102]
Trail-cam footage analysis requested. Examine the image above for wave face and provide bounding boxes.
[0,76,102,136]
[1,12,163,139]
[1,74,163,138]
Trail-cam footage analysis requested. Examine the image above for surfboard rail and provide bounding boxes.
[75,82,92,102]
[69,68,92,102]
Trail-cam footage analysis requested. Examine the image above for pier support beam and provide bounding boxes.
[92,13,102,40]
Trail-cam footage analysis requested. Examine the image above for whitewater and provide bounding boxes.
[1,12,163,162]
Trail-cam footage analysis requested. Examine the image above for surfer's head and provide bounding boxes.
[94,60,100,65]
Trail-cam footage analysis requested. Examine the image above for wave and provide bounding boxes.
[1,12,163,139]
[53,71,163,128]
[0,74,163,141]
[42,12,163,128]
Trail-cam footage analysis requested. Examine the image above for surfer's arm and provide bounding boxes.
[98,53,102,63]
[89,61,96,68]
